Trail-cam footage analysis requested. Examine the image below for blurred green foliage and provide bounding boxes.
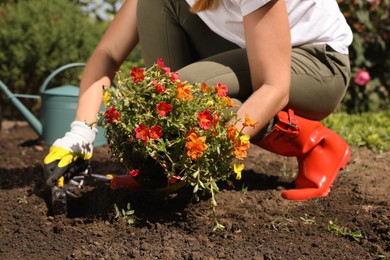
[0,0,107,117]
[323,111,390,152]
[338,0,390,113]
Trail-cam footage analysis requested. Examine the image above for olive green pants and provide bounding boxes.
[137,0,351,137]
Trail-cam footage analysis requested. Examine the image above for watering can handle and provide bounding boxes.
[39,63,86,93]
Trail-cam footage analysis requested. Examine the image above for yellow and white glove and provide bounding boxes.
[44,121,97,186]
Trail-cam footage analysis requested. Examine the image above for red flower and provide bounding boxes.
[156,102,172,117]
[216,82,228,97]
[154,82,166,94]
[197,109,215,130]
[149,125,163,139]
[104,107,120,124]
[130,67,145,83]
[156,58,171,73]
[168,175,181,185]
[129,169,140,177]
[134,124,149,140]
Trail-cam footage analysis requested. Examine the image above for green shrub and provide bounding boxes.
[338,0,390,113]
[0,0,107,118]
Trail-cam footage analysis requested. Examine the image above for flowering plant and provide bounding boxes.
[97,59,254,229]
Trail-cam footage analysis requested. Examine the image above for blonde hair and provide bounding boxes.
[190,0,220,13]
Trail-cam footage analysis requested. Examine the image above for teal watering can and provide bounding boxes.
[0,63,107,146]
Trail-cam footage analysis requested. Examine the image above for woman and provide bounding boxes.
[44,0,353,200]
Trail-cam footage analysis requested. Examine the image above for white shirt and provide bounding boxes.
[185,0,353,54]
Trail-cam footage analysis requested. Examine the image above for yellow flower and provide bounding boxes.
[103,91,111,107]
[206,100,214,107]
[234,163,245,180]
[239,134,251,145]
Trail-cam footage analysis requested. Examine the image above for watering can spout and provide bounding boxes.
[0,80,42,135]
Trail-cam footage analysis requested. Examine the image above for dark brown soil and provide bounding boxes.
[0,120,389,259]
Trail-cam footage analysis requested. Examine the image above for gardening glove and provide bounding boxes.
[44,121,97,186]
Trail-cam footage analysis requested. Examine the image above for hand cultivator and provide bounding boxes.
[47,162,141,215]
[49,162,102,215]
[47,162,184,215]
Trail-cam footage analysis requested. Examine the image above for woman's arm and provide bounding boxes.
[238,0,291,137]
[76,0,139,124]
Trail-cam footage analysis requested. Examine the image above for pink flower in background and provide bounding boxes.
[354,69,371,86]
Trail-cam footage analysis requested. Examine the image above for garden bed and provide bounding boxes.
[0,121,389,259]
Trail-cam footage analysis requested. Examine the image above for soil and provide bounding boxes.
[0,120,389,260]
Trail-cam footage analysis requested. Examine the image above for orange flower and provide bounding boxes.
[185,127,197,138]
[242,113,258,128]
[185,130,208,160]
[234,135,250,160]
[211,112,220,136]
[201,82,212,93]
[227,125,239,141]
[222,96,238,108]
[176,82,193,101]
